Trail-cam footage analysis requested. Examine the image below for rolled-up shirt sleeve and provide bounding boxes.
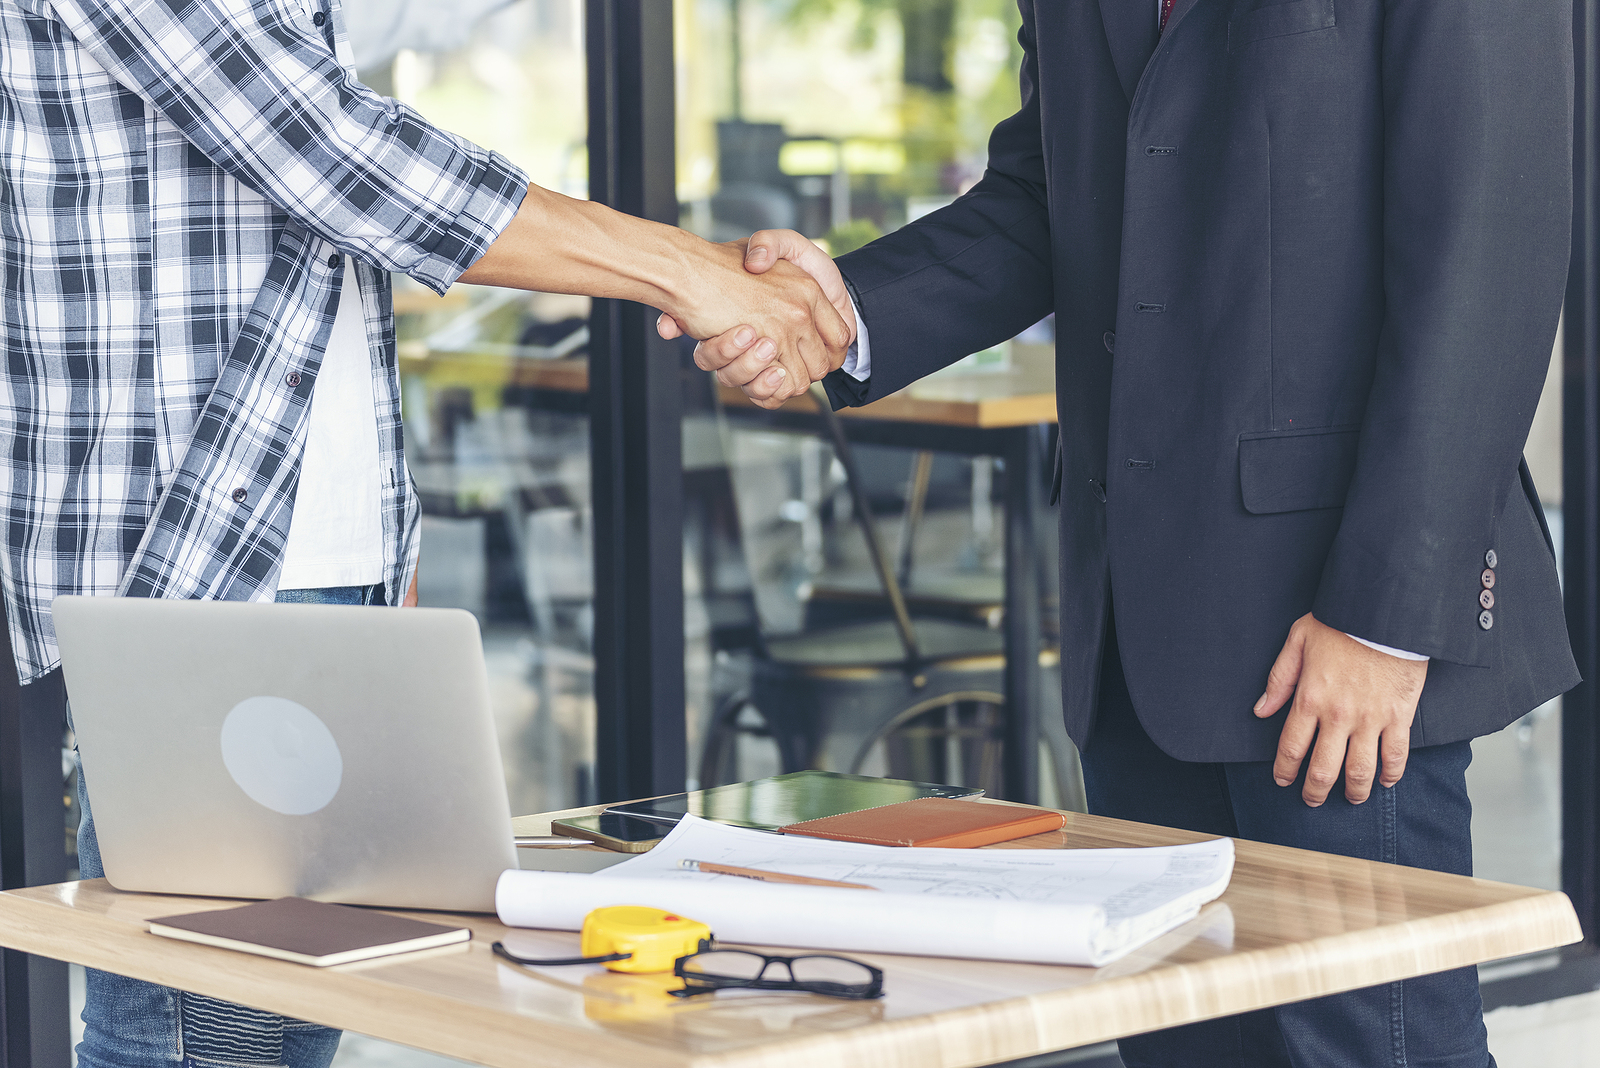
[44,0,528,293]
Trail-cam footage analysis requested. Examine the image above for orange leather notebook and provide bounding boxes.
[779,797,1065,848]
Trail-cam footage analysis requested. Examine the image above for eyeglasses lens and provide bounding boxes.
[788,956,877,991]
[681,950,772,981]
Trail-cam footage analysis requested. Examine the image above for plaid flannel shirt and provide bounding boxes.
[0,0,528,682]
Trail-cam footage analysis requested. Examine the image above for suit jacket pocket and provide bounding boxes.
[1239,425,1360,514]
[1229,0,1336,50]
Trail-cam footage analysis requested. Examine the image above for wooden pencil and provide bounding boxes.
[679,859,878,890]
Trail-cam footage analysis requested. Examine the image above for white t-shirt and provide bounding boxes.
[277,258,385,590]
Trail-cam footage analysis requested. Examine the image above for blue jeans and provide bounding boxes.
[1081,626,1493,1068]
[76,584,382,1068]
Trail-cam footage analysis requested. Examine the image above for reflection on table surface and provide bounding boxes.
[7,800,1570,1068]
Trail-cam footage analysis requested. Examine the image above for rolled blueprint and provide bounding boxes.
[496,869,1201,967]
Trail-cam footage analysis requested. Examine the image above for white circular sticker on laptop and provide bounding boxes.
[220,696,343,816]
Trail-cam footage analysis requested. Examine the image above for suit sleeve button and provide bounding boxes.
[1481,568,1496,589]
[1479,609,1494,631]
[1480,589,1495,610]
[1485,549,1498,569]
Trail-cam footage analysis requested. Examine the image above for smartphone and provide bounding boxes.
[550,812,667,853]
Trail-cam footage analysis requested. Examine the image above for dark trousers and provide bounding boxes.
[1079,627,1494,1068]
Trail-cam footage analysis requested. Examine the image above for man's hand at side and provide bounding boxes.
[658,230,856,405]
[1253,613,1428,807]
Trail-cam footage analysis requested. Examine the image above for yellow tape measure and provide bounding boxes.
[580,906,712,974]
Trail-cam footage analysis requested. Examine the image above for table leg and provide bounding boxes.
[1001,425,1046,805]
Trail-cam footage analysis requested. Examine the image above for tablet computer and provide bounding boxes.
[601,770,981,832]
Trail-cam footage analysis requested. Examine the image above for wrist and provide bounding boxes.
[569,195,691,310]
[650,229,722,320]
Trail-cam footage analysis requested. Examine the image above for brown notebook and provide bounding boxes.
[147,897,471,967]
[780,797,1065,848]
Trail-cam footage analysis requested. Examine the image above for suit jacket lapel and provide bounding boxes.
[1098,0,1158,102]
[1097,0,1212,102]
[1162,0,1203,38]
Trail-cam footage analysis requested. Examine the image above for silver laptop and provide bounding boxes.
[52,596,520,912]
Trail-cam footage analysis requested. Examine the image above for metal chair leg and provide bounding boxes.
[699,691,753,789]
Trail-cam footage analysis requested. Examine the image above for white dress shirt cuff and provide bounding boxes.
[1346,634,1430,662]
[840,296,871,381]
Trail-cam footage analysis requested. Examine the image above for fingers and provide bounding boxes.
[668,237,848,403]
[1263,614,1425,807]
[739,365,790,407]
[809,288,854,359]
[685,323,795,404]
[685,301,832,398]
[1341,730,1382,805]
[715,342,779,389]
[761,260,851,375]
[743,229,857,347]
[1255,614,1308,719]
[743,229,812,274]
[1301,716,1351,807]
[1378,726,1411,788]
[657,312,686,341]
[692,325,767,376]
[1272,693,1318,790]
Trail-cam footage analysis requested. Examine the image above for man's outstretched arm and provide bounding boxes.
[461,185,851,401]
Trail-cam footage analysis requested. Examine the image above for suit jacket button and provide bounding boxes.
[1090,479,1107,502]
[1481,568,1496,589]
[1480,588,1495,610]
[1485,549,1498,569]
[1103,331,1115,354]
[1479,609,1494,631]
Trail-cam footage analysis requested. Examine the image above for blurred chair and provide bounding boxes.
[701,385,1083,807]
[709,182,798,244]
[804,449,1008,630]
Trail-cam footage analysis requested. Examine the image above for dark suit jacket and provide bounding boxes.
[828,0,1581,762]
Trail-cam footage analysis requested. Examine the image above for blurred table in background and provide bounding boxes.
[399,339,1060,803]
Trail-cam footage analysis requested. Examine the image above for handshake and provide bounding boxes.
[461,186,857,409]
[654,230,854,411]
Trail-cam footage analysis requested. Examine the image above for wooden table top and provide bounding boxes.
[403,344,1057,430]
[0,804,1576,1068]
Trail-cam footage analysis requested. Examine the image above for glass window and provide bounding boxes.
[676,0,1023,245]
[367,0,597,817]
[675,2,1076,803]
[1470,324,1564,891]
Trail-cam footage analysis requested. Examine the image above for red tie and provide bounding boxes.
[1160,0,1176,31]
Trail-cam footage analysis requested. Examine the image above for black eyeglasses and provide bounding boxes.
[671,949,883,1000]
